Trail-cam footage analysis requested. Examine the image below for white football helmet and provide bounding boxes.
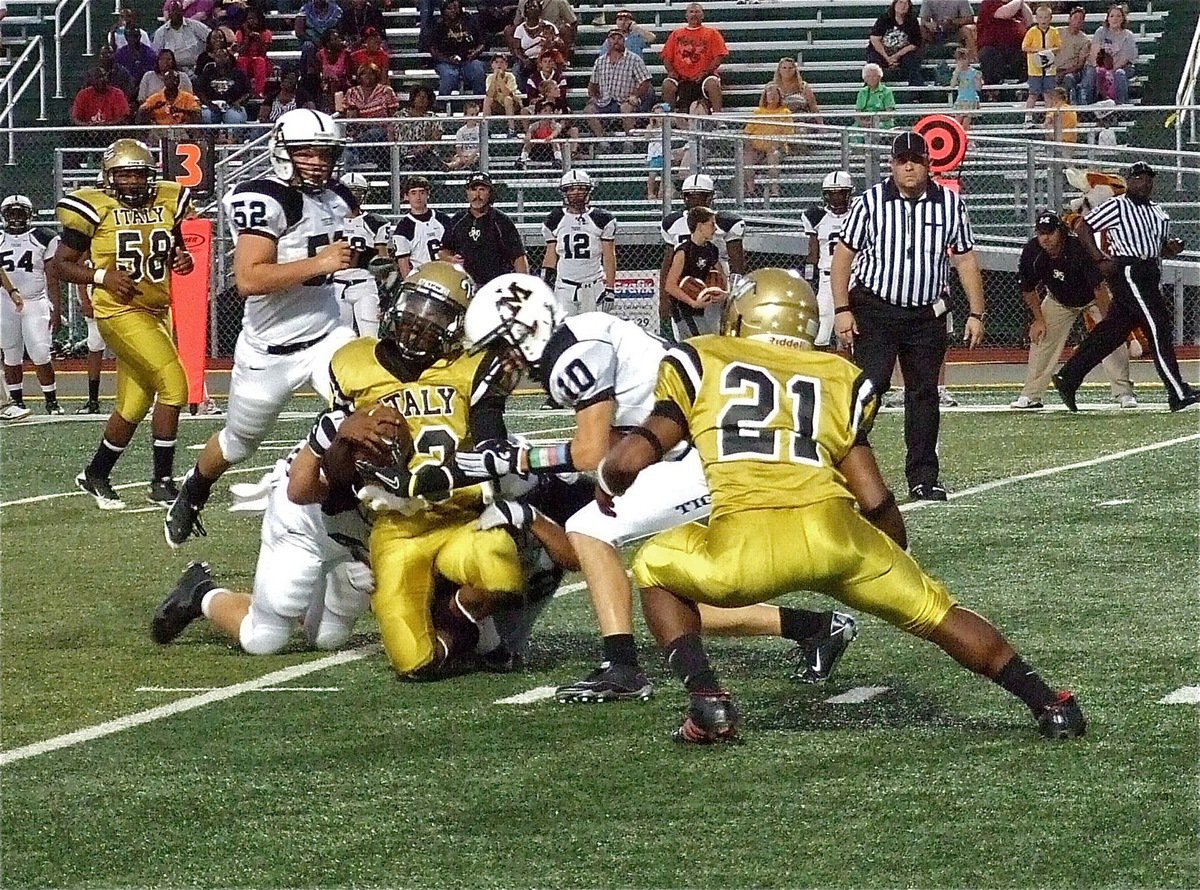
[465,273,563,368]
[1,194,34,233]
[682,173,715,194]
[559,168,593,211]
[269,109,345,191]
[340,172,371,203]
[822,170,853,213]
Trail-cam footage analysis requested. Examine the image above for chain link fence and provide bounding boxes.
[2,105,1197,359]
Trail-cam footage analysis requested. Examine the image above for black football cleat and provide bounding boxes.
[147,477,180,506]
[1037,690,1087,740]
[1052,373,1078,412]
[75,400,102,415]
[674,691,741,745]
[75,469,126,511]
[794,612,857,684]
[555,661,653,702]
[151,561,216,644]
[1168,389,1200,412]
[164,482,207,548]
[909,482,948,502]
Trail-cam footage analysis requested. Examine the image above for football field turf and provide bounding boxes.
[1,390,1197,889]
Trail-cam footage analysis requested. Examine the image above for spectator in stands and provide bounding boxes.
[395,85,446,169]
[950,46,981,127]
[161,0,215,22]
[585,29,654,150]
[194,27,230,75]
[139,49,195,102]
[1081,4,1136,105]
[296,48,329,109]
[212,0,250,33]
[515,0,577,60]
[1043,86,1077,152]
[523,51,566,112]
[867,0,926,87]
[295,0,343,70]
[976,0,1030,90]
[662,3,728,114]
[855,61,895,131]
[1021,3,1059,120]
[96,44,138,101]
[349,27,390,80]
[71,67,132,126]
[483,54,522,135]
[343,61,399,165]
[339,0,385,46]
[743,83,793,199]
[235,9,274,98]
[518,98,565,168]
[771,56,822,122]
[602,8,654,57]
[109,7,139,50]
[448,100,482,169]
[1054,6,1089,106]
[643,103,673,200]
[506,0,563,83]
[317,29,353,99]
[259,66,309,121]
[430,0,488,98]
[138,68,204,125]
[920,0,977,62]
[196,46,251,125]
[116,27,160,92]
[153,1,211,73]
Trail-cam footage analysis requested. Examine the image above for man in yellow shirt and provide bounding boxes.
[136,69,202,127]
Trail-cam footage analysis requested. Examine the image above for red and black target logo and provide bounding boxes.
[913,115,967,174]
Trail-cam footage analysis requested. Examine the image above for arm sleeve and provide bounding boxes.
[1017,241,1038,289]
[838,194,871,252]
[221,181,295,242]
[657,342,702,415]
[948,195,976,254]
[546,340,619,410]
[56,192,102,247]
[1083,199,1120,233]
[467,354,509,443]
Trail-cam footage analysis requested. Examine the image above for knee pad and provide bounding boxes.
[86,317,106,352]
[238,609,294,655]
[218,425,264,465]
[1,347,21,367]
[157,359,189,409]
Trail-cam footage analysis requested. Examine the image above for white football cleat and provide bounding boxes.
[0,403,32,421]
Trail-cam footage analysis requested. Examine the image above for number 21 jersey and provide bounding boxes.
[222,176,355,350]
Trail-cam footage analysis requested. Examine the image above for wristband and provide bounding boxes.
[527,441,575,474]
[968,312,984,321]
[596,457,620,497]
[835,306,853,315]
[92,269,107,287]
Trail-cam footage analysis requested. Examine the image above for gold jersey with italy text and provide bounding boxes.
[56,181,190,319]
[329,336,493,537]
[656,335,878,519]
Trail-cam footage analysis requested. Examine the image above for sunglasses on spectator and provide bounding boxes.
[893,152,929,165]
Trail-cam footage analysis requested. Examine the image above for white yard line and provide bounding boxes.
[0,410,316,429]
[0,646,378,768]
[1099,498,1135,507]
[135,686,342,693]
[825,686,891,704]
[494,686,558,705]
[1159,686,1200,705]
[1,462,275,508]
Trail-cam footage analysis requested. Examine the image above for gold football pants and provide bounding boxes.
[97,310,189,423]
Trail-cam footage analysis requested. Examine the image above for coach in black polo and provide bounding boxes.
[831,131,987,501]
[1053,161,1199,412]
[440,171,529,286]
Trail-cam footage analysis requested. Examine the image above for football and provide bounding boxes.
[679,276,708,301]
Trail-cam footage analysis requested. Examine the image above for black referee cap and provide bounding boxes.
[1035,211,1064,234]
[1126,161,1156,179]
[891,131,929,160]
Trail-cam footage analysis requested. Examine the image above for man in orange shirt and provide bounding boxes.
[661,2,727,113]
[137,69,203,125]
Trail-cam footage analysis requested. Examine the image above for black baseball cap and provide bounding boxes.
[1126,161,1156,178]
[466,171,494,189]
[892,131,929,160]
[1035,211,1064,233]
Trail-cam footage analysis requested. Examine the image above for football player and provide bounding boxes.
[802,170,854,347]
[457,273,857,702]
[599,268,1086,744]
[390,176,453,281]
[334,172,391,338]
[166,109,357,548]
[318,261,527,678]
[539,169,618,317]
[54,139,194,509]
[75,280,107,415]
[0,195,63,419]
[658,174,745,340]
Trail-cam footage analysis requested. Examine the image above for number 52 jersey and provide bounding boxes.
[656,335,878,518]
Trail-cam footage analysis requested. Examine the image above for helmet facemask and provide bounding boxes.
[379,285,466,369]
[823,188,851,214]
[1,199,32,234]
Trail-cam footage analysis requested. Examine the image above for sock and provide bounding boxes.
[42,384,58,408]
[601,633,638,667]
[779,607,829,643]
[8,384,24,407]
[665,632,719,693]
[88,377,100,404]
[152,438,177,482]
[86,438,125,479]
[200,587,227,620]
[994,655,1058,714]
[181,465,216,508]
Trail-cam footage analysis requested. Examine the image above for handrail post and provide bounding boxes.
[37,38,47,120]
[54,4,64,98]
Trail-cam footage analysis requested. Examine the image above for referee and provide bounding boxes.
[439,172,529,286]
[1052,162,1198,412]
[831,131,987,501]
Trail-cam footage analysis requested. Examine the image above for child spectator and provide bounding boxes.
[448,100,481,169]
[743,83,792,199]
[523,52,566,112]
[1021,3,1060,120]
[483,54,521,136]
[950,46,981,129]
[1043,86,1077,153]
[317,29,352,100]
[1092,48,1116,100]
[518,98,563,168]
[643,102,670,199]
[855,62,895,132]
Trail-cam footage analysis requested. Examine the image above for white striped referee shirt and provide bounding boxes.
[1083,195,1170,261]
[839,179,975,308]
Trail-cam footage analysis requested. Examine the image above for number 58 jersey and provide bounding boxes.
[222,176,355,350]
[656,336,878,518]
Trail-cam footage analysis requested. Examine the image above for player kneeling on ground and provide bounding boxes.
[597,268,1086,744]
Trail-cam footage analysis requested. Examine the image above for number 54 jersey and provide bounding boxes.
[657,336,878,519]
[222,176,355,350]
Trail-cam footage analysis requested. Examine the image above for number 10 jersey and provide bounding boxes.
[222,176,355,350]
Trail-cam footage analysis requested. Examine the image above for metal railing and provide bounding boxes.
[0,36,47,165]
[52,0,95,100]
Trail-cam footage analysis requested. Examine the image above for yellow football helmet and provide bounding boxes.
[101,138,158,207]
[379,261,476,370]
[720,267,820,347]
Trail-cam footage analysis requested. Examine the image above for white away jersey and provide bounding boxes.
[542,206,617,283]
[661,208,744,261]
[0,228,58,299]
[222,176,356,350]
[390,209,452,272]
[536,312,666,428]
[335,211,391,284]
[802,205,850,272]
